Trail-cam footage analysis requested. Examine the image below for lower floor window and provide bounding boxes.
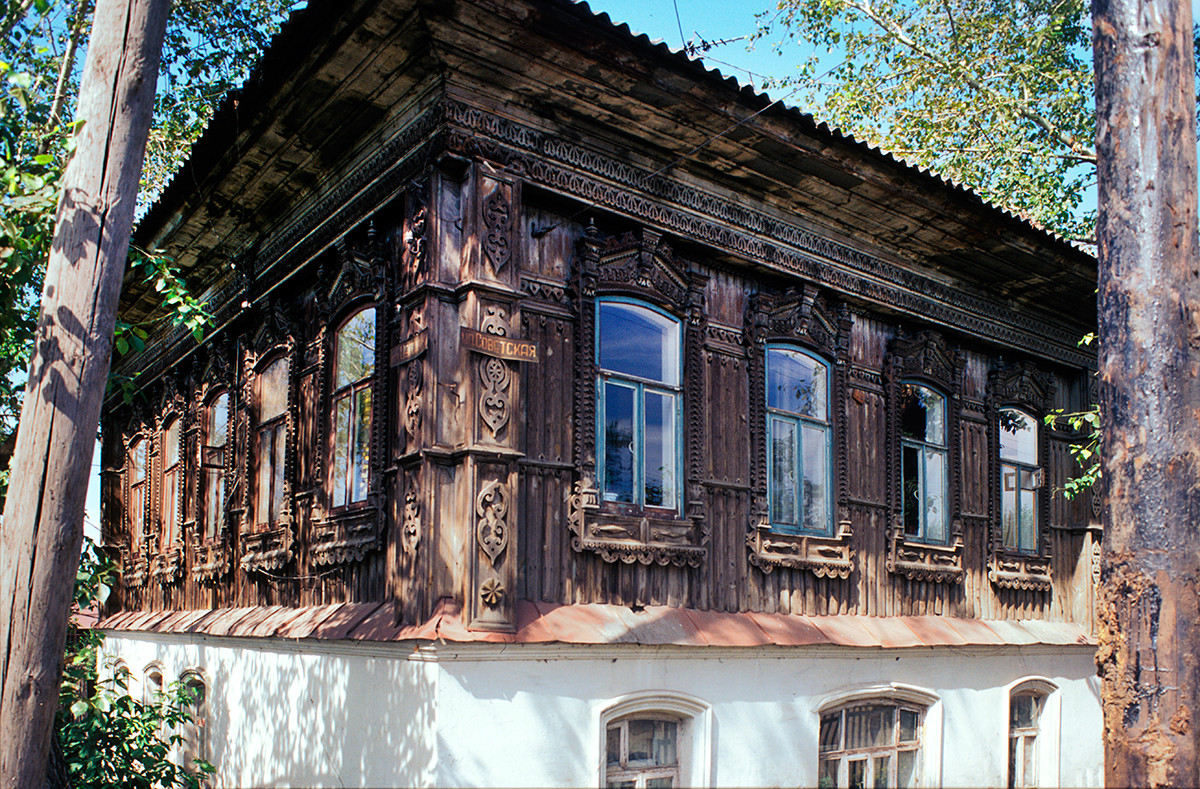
[1009,692,1043,788]
[605,717,679,788]
[819,702,922,789]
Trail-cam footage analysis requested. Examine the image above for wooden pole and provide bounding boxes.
[0,0,169,784]
[1093,0,1200,784]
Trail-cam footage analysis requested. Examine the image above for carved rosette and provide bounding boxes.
[566,228,708,567]
[986,361,1056,591]
[883,330,966,583]
[744,287,856,576]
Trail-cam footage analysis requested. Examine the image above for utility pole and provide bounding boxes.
[1093,0,1200,784]
[0,0,169,785]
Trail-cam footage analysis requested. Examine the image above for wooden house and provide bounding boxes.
[98,0,1104,785]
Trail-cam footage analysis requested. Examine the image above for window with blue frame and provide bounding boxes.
[1000,407,1041,553]
[899,383,948,543]
[596,299,681,512]
[766,346,831,534]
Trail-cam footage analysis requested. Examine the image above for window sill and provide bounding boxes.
[988,552,1052,591]
[886,520,964,583]
[568,481,706,567]
[121,549,148,588]
[240,524,294,573]
[312,504,383,566]
[747,520,853,578]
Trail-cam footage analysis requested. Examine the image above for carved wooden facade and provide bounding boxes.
[100,0,1101,635]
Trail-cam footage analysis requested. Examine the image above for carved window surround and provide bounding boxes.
[745,286,854,578]
[987,362,1056,591]
[884,331,965,584]
[119,416,150,589]
[310,233,390,567]
[149,382,187,585]
[191,344,234,583]
[238,300,299,575]
[568,226,709,567]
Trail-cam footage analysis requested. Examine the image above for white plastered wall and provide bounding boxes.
[101,633,1102,788]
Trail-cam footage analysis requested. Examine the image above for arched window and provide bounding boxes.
[255,357,288,528]
[160,417,181,547]
[1000,408,1041,553]
[180,671,208,774]
[819,701,926,789]
[596,299,682,512]
[600,692,711,788]
[128,438,147,550]
[1006,679,1058,789]
[143,664,164,706]
[331,306,375,508]
[766,346,831,534]
[899,383,948,543]
[201,392,229,541]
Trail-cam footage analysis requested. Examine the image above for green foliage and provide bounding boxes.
[1044,404,1100,498]
[57,539,213,788]
[757,0,1096,240]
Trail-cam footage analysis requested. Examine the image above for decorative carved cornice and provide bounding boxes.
[886,517,966,583]
[566,481,706,567]
[988,553,1053,591]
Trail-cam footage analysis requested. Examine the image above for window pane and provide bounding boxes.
[846,706,894,750]
[607,782,636,789]
[923,449,947,543]
[627,719,677,767]
[1009,737,1019,789]
[259,359,288,422]
[873,755,891,788]
[644,391,676,508]
[208,393,229,448]
[204,468,224,539]
[162,471,177,544]
[603,382,635,503]
[770,418,797,527]
[849,759,867,789]
[271,423,286,523]
[333,395,351,509]
[897,750,917,789]
[902,444,920,537]
[131,484,144,541]
[1002,463,1019,547]
[1022,735,1036,786]
[606,725,621,767]
[598,302,680,386]
[132,440,146,482]
[1011,695,1039,728]
[767,348,827,419]
[1000,408,1038,464]
[819,758,839,789]
[255,429,272,525]
[352,387,372,503]
[1019,485,1037,551]
[819,712,842,753]
[899,384,944,445]
[163,419,180,468]
[646,778,674,789]
[898,710,919,743]
[802,423,829,533]
[336,308,376,390]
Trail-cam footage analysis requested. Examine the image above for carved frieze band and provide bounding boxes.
[441,101,1091,369]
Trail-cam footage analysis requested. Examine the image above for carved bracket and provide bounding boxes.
[121,548,148,589]
[311,506,384,566]
[150,547,184,584]
[240,526,293,573]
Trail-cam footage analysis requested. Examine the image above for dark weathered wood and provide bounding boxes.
[1093,0,1200,783]
[0,0,169,783]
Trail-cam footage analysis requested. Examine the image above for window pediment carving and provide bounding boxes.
[749,285,841,357]
[568,226,709,567]
[989,361,1056,412]
[888,331,957,391]
[247,297,298,356]
[324,229,386,315]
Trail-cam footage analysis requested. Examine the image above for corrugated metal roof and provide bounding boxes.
[98,598,1096,649]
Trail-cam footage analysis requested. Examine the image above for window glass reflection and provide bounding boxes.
[599,302,680,385]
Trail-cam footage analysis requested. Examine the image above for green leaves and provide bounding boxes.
[1045,403,1101,498]
[758,0,1097,241]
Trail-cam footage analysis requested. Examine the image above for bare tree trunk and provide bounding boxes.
[1093,0,1200,785]
[0,0,168,785]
